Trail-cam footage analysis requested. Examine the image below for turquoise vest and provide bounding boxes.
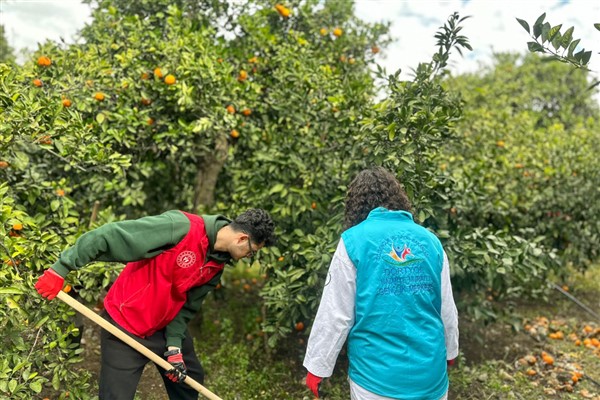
[341,208,448,399]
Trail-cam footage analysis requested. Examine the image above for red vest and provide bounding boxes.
[104,212,224,337]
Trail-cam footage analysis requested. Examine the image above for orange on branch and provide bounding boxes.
[154,67,163,78]
[94,92,105,101]
[37,56,52,67]
[242,108,252,116]
[164,74,176,85]
[226,105,236,114]
[32,78,43,87]
[333,28,343,37]
[230,129,240,138]
[62,99,72,107]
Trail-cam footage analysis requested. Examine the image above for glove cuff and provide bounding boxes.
[164,348,181,357]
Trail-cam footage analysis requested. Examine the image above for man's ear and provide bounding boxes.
[236,232,250,243]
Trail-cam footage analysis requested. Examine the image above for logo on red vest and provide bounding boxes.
[176,251,197,268]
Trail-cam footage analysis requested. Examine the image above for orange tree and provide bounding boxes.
[0,0,389,397]
[0,57,130,398]
[441,53,600,320]
[215,10,473,342]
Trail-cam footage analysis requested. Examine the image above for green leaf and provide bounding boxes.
[51,200,60,211]
[534,13,546,26]
[269,184,285,194]
[594,23,600,31]
[8,379,17,393]
[29,381,42,393]
[541,22,551,43]
[516,18,530,34]
[581,50,592,65]
[96,113,105,124]
[560,27,574,48]
[547,24,562,42]
[527,42,544,53]
[34,315,49,329]
[567,39,580,57]
[0,287,24,295]
[533,22,542,39]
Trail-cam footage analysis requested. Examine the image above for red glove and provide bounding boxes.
[447,358,456,367]
[164,349,187,383]
[34,269,65,300]
[306,371,323,398]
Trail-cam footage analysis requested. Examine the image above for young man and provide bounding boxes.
[303,167,459,400]
[35,208,276,400]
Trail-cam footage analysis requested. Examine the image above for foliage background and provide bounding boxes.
[1,0,598,398]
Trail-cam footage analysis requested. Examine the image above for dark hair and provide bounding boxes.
[230,208,277,246]
[343,167,412,230]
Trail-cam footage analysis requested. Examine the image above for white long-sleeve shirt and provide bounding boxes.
[304,238,459,395]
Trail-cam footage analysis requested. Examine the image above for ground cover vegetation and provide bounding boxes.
[1,1,599,398]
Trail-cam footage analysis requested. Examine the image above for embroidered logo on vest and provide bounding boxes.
[176,251,197,268]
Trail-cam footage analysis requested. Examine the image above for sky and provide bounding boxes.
[1,0,599,83]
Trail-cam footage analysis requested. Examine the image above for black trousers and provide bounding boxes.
[98,312,204,400]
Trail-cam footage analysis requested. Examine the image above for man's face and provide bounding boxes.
[232,235,263,261]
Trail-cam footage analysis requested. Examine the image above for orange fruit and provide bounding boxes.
[562,285,569,291]
[371,46,380,54]
[164,74,176,85]
[319,28,328,36]
[230,129,240,138]
[339,55,347,63]
[62,98,72,107]
[154,67,163,78]
[12,223,23,231]
[311,202,317,209]
[275,4,291,18]
[217,57,223,63]
[63,284,72,293]
[248,56,258,64]
[141,72,150,80]
[237,70,248,82]
[583,325,593,333]
[94,92,105,101]
[56,189,65,197]
[226,105,236,114]
[141,98,152,106]
[0,161,9,169]
[278,256,284,262]
[541,352,554,365]
[295,321,304,331]
[526,368,537,376]
[575,339,581,346]
[243,283,251,292]
[147,118,154,125]
[333,28,342,37]
[592,338,600,347]
[33,78,43,87]
[37,56,52,67]
[496,140,505,147]
[242,108,252,116]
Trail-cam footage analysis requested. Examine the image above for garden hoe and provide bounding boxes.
[55,290,223,400]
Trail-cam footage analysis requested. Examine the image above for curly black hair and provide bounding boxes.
[230,208,277,246]
[343,167,412,230]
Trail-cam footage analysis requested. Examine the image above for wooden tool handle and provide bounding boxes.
[56,290,223,400]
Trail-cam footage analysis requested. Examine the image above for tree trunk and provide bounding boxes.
[192,135,229,213]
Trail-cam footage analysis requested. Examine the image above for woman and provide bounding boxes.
[303,167,458,400]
